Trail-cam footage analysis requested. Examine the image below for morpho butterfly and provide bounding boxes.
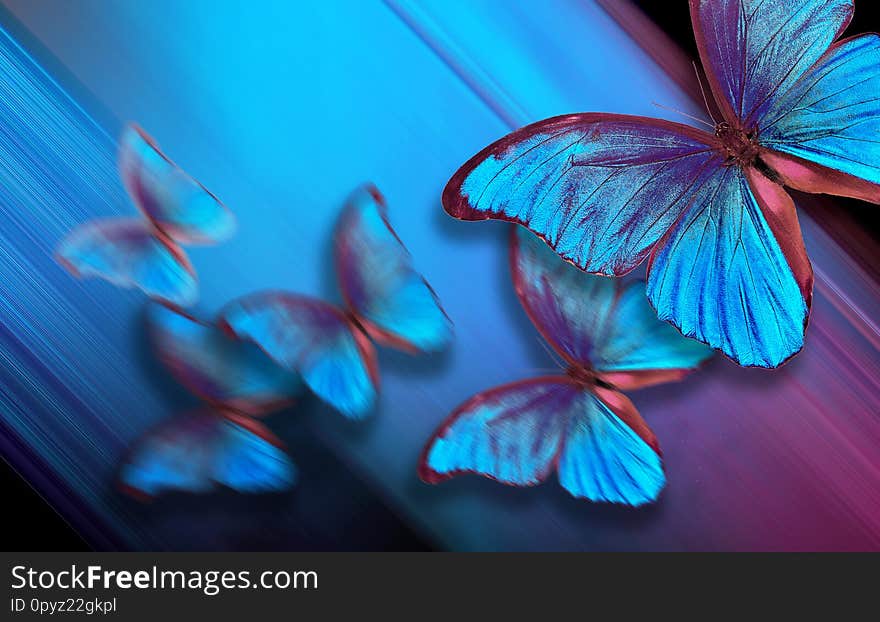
[118,302,302,500]
[419,226,712,506]
[219,184,452,420]
[56,124,235,306]
[442,0,880,368]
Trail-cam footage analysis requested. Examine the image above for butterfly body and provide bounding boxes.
[714,122,760,167]
[220,185,451,420]
[442,0,880,369]
[564,363,614,391]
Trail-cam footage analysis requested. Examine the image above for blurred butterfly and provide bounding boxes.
[419,227,712,506]
[442,0,880,368]
[219,184,452,420]
[56,124,235,306]
[119,302,302,500]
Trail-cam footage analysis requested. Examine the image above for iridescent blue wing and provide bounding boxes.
[510,226,711,382]
[689,0,853,128]
[147,303,302,416]
[55,218,198,306]
[510,224,619,366]
[591,281,713,376]
[443,114,717,276]
[420,378,572,486]
[119,411,296,499]
[691,0,880,202]
[336,184,452,353]
[557,386,665,506]
[211,415,295,494]
[759,34,880,203]
[647,163,812,368]
[219,293,378,419]
[119,124,235,245]
[419,378,665,506]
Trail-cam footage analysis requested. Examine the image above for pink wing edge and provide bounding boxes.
[441,112,717,227]
[417,376,576,485]
[417,376,662,486]
[760,147,880,205]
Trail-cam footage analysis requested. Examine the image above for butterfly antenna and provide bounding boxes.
[692,61,719,125]
[651,101,714,128]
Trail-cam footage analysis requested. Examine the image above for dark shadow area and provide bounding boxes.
[0,458,89,551]
[404,460,666,552]
[130,304,196,412]
[111,411,431,551]
[111,304,432,551]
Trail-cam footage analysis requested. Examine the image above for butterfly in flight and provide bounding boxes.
[219,184,453,420]
[119,302,302,500]
[56,124,235,306]
[442,0,880,368]
[419,226,712,506]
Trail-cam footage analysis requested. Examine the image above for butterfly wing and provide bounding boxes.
[557,386,665,506]
[420,378,572,486]
[510,226,711,382]
[690,0,880,201]
[419,377,665,506]
[119,124,235,245]
[119,411,296,499]
[497,132,809,370]
[758,34,880,203]
[592,278,714,390]
[689,0,853,127]
[646,163,812,368]
[218,293,378,419]
[510,224,618,366]
[335,184,452,353]
[147,302,302,416]
[55,218,197,306]
[443,113,718,276]
[593,279,713,372]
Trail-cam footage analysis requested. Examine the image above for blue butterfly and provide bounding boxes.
[219,184,452,419]
[119,303,301,499]
[420,227,712,506]
[56,124,235,306]
[442,0,880,368]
